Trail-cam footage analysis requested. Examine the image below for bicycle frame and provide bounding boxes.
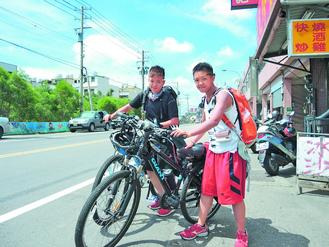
[144,136,189,199]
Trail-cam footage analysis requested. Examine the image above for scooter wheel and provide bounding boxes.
[263,154,279,176]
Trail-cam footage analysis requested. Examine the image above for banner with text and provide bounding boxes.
[289,19,329,57]
[231,0,258,10]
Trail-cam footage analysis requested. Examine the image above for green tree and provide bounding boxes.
[8,71,37,121]
[52,80,80,121]
[97,96,118,113]
[34,82,55,121]
[0,67,11,117]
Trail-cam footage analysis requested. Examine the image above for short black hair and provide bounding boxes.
[192,62,214,76]
[149,65,165,78]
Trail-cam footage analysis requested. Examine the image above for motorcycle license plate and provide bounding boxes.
[256,142,269,151]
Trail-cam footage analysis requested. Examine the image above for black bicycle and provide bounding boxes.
[75,114,220,246]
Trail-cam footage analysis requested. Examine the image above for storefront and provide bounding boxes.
[246,0,329,131]
[247,0,329,190]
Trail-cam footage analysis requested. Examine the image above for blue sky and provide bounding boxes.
[0,0,257,113]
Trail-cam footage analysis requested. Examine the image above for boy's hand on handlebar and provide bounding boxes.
[103,114,111,122]
[104,112,119,122]
[171,128,190,138]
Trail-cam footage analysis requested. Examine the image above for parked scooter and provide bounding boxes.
[256,111,297,176]
[249,117,262,153]
[250,113,278,154]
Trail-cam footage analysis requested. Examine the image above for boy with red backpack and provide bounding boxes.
[172,62,254,247]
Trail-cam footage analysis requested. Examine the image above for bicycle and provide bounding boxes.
[75,114,220,247]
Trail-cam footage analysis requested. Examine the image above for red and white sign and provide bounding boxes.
[231,0,258,10]
[297,136,329,176]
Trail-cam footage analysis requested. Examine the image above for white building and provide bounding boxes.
[0,61,17,73]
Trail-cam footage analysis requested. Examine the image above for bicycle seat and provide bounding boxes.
[178,143,206,161]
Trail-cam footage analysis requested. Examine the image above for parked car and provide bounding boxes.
[68,111,110,132]
[0,117,10,139]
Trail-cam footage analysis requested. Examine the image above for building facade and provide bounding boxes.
[242,0,329,132]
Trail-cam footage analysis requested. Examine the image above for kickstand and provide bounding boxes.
[146,181,151,199]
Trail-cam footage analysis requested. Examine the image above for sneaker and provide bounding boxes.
[179,223,209,240]
[235,230,248,247]
[148,199,160,210]
[157,208,175,217]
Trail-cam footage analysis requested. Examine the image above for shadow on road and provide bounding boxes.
[278,165,296,178]
[118,207,310,247]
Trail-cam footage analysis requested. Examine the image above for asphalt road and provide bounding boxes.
[0,129,328,246]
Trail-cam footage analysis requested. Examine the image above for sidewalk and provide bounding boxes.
[118,152,329,247]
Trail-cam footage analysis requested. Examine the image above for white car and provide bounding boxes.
[68,111,110,132]
[0,117,10,139]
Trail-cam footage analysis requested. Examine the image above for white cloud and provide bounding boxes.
[194,0,255,38]
[70,34,142,85]
[202,0,253,20]
[217,46,234,57]
[81,34,140,65]
[167,75,203,110]
[155,37,193,53]
[21,67,75,80]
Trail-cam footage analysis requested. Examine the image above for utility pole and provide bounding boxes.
[77,6,91,113]
[137,50,149,92]
[141,50,145,92]
[173,81,180,114]
[137,50,148,119]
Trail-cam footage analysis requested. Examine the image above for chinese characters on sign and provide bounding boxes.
[297,137,329,176]
[290,19,329,56]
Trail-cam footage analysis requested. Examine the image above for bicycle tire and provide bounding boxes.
[75,170,141,247]
[92,154,124,191]
[180,172,220,224]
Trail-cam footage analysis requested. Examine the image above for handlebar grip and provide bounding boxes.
[116,112,126,117]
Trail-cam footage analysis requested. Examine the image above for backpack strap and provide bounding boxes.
[141,88,150,120]
[220,88,241,140]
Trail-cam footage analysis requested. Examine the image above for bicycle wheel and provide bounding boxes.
[75,170,141,247]
[180,171,220,224]
[92,154,124,191]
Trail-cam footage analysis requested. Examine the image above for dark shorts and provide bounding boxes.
[201,146,246,205]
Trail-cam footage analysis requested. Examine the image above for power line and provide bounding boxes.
[90,18,140,59]
[0,6,133,69]
[43,0,78,18]
[0,6,130,87]
[59,0,79,11]
[0,38,80,69]
[74,0,143,50]
[0,6,76,43]
[71,0,143,56]
[89,10,142,52]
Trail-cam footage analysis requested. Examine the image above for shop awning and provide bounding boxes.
[255,0,329,60]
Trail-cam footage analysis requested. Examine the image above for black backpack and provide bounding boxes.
[141,86,178,121]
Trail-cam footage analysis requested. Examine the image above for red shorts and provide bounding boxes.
[201,144,246,205]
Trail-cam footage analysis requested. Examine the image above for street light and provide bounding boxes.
[221,69,243,89]
[221,69,242,78]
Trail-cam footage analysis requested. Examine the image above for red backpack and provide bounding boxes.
[222,88,257,146]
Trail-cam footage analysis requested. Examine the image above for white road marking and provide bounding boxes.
[0,178,94,223]
[0,131,107,143]
[0,139,106,159]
